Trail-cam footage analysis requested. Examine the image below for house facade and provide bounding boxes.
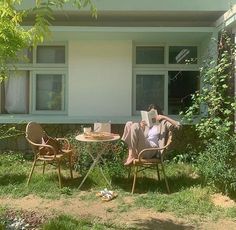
[0,0,236,126]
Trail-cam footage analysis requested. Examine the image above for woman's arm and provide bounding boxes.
[156,114,180,128]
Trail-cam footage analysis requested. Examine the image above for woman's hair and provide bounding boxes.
[147,104,163,115]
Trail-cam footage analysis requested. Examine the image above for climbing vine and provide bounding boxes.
[181,31,236,140]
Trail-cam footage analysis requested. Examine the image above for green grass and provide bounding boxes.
[135,186,214,216]
[42,215,128,230]
[0,151,236,226]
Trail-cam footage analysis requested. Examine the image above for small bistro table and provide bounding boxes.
[75,133,120,189]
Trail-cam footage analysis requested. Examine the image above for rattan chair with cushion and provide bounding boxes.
[25,121,73,188]
[130,130,173,194]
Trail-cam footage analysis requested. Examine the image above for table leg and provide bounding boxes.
[98,166,112,188]
[78,143,113,190]
[78,153,100,189]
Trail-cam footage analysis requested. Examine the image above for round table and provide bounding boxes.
[75,133,120,189]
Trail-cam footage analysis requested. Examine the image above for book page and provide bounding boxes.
[141,111,150,127]
[141,109,158,127]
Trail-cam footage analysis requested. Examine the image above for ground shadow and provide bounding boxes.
[0,173,27,186]
[130,217,194,230]
[62,176,102,191]
[112,174,201,194]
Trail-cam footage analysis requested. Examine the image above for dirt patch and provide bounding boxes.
[0,193,236,229]
[212,193,235,208]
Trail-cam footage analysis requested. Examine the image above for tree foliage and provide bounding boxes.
[181,31,236,140]
[0,0,96,140]
[0,0,96,80]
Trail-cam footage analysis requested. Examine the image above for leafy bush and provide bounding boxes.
[196,134,236,194]
[180,32,236,196]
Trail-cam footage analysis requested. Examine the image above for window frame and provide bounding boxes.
[167,45,199,66]
[31,70,67,115]
[0,42,68,115]
[133,69,168,115]
[133,43,200,117]
[33,42,68,68]
[133,43,166,68]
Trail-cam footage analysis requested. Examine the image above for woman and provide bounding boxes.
[122,104,180,165]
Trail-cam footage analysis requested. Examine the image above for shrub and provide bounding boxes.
[196,134,236,194]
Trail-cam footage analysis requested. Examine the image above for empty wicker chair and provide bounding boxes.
[25,121,73,188]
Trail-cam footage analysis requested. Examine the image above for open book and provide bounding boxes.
[141,109,158,127]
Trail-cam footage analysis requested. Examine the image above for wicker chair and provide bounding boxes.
[25,121,73,188]
[130,130,172,194]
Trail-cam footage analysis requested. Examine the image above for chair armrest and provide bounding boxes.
[138,141,172,161]
[56,138,71,150]
[26,137,57,157]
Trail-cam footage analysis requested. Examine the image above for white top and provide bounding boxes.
[147,125,159,147]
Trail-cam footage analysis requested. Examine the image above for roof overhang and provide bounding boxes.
[24,10,225,27]
[215,5,236,31]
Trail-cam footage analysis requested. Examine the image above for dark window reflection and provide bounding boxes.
[168,71,200,114]
[136,74,164,111]
[136,46,164,64]
[169,46,197,64]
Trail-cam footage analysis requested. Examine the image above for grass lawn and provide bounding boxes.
[0,151,236,229]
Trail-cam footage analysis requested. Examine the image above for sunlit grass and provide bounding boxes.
[0,151,236,226]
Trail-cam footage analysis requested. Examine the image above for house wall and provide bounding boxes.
[68,40,133,118]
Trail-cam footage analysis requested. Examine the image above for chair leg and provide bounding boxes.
[68,153,73,179]
[156,164,160,181]
[27,159,37,186]
[43,161,46,174]
[57,160,62,189]
[131,165,138,194]
[161,162,170,194]
[127,166,132,179]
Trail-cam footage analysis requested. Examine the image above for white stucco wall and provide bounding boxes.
[68,40,132,118]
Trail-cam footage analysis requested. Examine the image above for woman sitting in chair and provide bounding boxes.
[122,104,180,166]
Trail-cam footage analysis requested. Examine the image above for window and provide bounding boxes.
[0,43,67,115]
[37,46,65,64]
[169,46,197,64]
[34,73,65,111]
[1,71,29,114]
[168,71,200,114]
[136,46,164,64]
[135,73,165,111]
[134,44,199,116]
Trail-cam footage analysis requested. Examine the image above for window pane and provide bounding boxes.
[169,46,197,64]
[168,71,200,114]
[136,46,164,64]
[136,74,164,111]
[37,46,65,64]
[1,71,29,114]
[36,74,63,111]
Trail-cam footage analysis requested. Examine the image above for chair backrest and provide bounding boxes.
[165,130,173,150]
[25,121,45,144]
